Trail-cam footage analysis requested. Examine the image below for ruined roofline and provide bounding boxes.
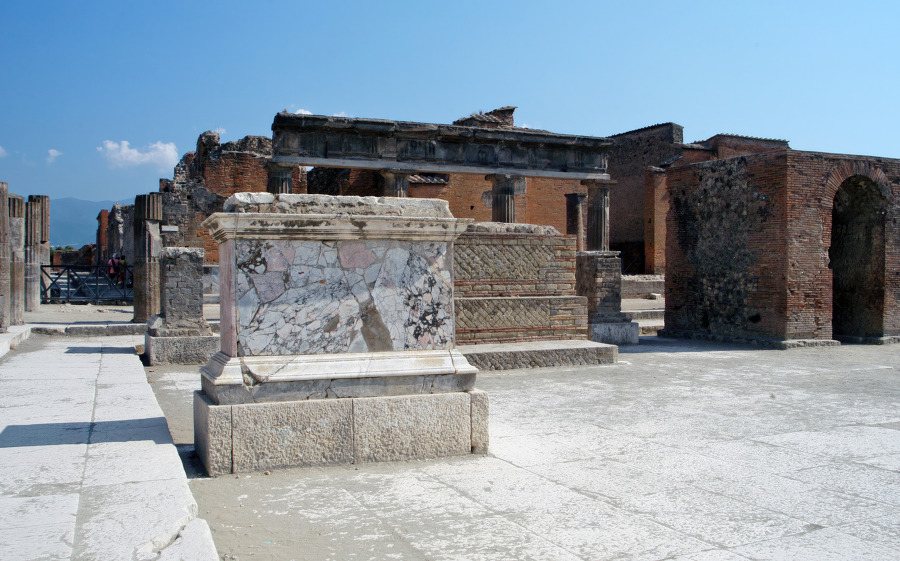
[697,133,790,146]
[273,112,613,148]
[609,122,683,138]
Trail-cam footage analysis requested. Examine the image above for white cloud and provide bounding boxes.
[97,140,179,172]
[333,111,350,118]
[0,146,7,158]
[214,127,226,136]
[46,149,62,164]
[294,108,312,115]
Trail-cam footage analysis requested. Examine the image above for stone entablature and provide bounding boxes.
[454,222,587,343]
[271,113,612,180]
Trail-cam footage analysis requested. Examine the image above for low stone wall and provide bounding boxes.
[454,223,587,343]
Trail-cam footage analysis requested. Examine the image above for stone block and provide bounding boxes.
[352,393,471,463]
[193,391,232,476]
[145,334,220,365]
[470,389,489,454]
[231,398,354,472]
[589,320,640,345]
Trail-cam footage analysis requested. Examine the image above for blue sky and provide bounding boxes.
[1,1,898,202]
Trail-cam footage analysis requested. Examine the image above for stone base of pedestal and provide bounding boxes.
[589,319,640,346]
[145,333,220,365]
[194,389,489,475]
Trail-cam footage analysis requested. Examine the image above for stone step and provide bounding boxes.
[625,309,664,320]
[458,339,617,371]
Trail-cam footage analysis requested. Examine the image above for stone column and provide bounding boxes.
[133,193,163,323]
[8,196,25,325]
[380,169,412,198]
[576,250,638,345]
[583,179,615,251]
[564,192,587,252]
[24,197,45,311]
[0,183,9,332]
[487,174,523,223]
[266,163,294,194]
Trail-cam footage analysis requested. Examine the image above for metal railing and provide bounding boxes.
[41,265,134,304]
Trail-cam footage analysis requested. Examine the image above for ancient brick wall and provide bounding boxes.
[664,153,788,341]
[783,152,900,339]
[608,123,684,271]
[158,132,307,263]
[454,223,587,343]
[576,251,622,320]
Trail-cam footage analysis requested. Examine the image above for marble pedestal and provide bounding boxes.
[195,194,486,474]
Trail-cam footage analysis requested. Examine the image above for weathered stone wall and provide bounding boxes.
[51,244,95,266]
[664,153,788,342]
[664,148,900,344]
[576,251,623,320]
[454,223,587,343]
[160,247,207,331]
[156,132,307,264]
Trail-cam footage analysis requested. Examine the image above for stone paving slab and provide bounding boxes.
[0,332,217,560]
[150,336,900,560]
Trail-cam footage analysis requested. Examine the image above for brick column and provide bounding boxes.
[133,193,163,323]
[380,169,412,198]
[564,192,587,252]
[266,163,294,194]
[487,174,523,223]
[583,179,614,251]
[96,209,109,266]
[8,195,25,325]
[0,183,9,332]
[644,166,667,275]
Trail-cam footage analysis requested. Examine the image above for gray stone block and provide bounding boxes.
[589,320,640,345]
[146,335,220,365]
[470,389,489,454]
[193,391,232,476]
[231,398,353,472]
[353,393,471,463]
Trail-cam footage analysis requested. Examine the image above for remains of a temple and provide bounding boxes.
[132,193,162,323]
[0,183,9,332]
[565,192,587,251]
[24,195,49,311]
[661,150,900,347]
[576,251,639,345]
[8,195,25,325]
[195,193,484,474]
[145,247,218,364]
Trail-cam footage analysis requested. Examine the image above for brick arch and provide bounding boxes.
[823,160,893,202]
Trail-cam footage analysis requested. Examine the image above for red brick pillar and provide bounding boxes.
[644,166,667,275]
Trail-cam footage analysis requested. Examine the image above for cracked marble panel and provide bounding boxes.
[234,239,455,356]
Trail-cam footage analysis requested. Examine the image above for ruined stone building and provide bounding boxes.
[97,130,308,268]
[659,145,900,346]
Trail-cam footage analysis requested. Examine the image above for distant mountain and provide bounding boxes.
[49,197,132,248]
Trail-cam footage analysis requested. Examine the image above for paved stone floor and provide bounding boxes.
[149,337,900,561]
[0,327,217,560]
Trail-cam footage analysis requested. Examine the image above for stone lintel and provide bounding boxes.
[271,112,612,177]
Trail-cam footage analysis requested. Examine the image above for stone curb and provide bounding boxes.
[0,325,31,359]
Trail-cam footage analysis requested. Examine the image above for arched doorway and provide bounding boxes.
[829,175,886,340]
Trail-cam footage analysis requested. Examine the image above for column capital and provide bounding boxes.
[266,162,294,194]
[381,169,414,198]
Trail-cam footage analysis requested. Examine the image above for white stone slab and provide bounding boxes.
[83,441,185,486]
[733,526,899,561]
[0,494,78,561]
